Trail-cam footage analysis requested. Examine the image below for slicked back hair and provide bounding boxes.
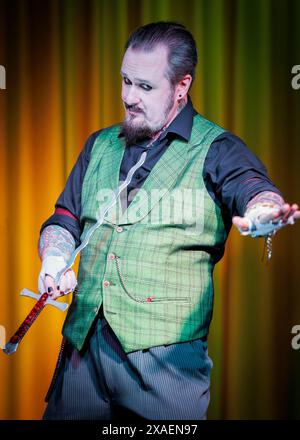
[124,21,198,87]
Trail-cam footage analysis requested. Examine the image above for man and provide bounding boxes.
[40,22,299,420]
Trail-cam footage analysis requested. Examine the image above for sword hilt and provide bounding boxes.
[20,288,69,312]
[3,341,19,355]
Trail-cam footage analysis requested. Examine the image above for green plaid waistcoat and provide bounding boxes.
[62,114,228,353]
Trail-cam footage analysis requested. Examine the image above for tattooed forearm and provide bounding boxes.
[38,225,75,261]
[245,191,284,213]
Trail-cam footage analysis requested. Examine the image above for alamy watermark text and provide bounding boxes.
[291,65,300,90]
[0,65,6,90]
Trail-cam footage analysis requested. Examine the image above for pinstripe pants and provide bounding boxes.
[43,315,213,420]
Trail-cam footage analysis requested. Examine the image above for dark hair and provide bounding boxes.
[125,21,198,86]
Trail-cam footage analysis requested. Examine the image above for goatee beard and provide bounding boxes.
[120,120,162,146]
[121,88,176,147]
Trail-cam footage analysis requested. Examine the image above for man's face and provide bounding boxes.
[121,45,178,144]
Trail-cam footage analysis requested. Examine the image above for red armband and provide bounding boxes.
[54,208,78,221]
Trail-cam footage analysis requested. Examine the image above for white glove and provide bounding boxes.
[38,256,77,296]
[239,205,294,237]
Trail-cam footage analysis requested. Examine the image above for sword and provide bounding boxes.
[3,289,69,355]
[3,151,147,355]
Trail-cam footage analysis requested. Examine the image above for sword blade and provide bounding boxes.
[55,151,147,285]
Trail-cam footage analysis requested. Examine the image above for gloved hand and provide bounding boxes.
[38,256,77,300]
[233,203,300,237]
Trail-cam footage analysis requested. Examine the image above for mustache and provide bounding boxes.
[124,103,144,114]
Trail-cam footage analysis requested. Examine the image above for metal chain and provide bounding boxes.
[266,234,273,260]
[262,233,273,263]
[115,256,153,303]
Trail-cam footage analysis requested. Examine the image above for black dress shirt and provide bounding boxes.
[41,98,282,246]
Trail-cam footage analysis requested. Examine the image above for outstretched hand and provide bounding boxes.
[232,203,300,234]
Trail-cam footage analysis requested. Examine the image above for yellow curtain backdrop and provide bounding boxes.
[0,0,300,419]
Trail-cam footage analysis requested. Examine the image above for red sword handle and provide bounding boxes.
[4,292,49,354]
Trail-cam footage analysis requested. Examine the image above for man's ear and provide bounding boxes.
[176,74,192,100]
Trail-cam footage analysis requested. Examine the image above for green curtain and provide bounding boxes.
[0,0,299,419]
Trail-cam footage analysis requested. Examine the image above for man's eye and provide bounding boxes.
[140,84,152,91]
[124,77,131,85]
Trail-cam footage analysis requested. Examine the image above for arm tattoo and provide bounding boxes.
[38,225,75,261]
[245,191,284,213]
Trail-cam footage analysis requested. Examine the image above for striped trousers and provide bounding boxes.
[43,314,213,420]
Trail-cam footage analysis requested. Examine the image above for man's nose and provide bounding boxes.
[123,86,141,106]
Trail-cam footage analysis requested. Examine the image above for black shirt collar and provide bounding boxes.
[161,96,196,142]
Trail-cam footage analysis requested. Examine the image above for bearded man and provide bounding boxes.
[39,22,299,420]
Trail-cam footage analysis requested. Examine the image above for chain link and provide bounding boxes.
[115,256,152,303]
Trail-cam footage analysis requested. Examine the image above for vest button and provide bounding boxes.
[103,280,110,288]
[116,226,123,233]
[108,253,116,260]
